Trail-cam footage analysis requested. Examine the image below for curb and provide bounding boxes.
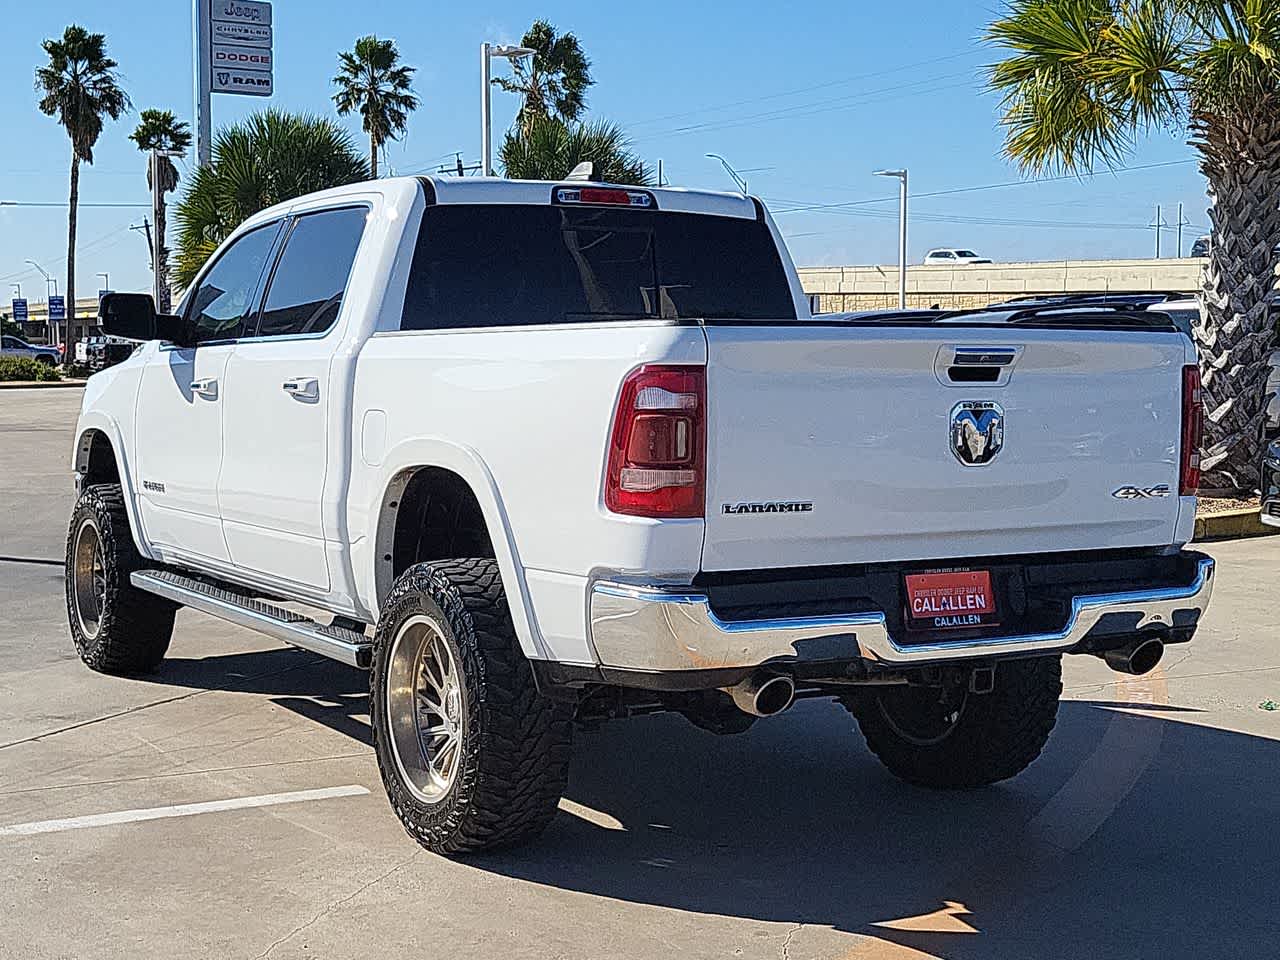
[0,380,87,390]
[1195,508,1279,541]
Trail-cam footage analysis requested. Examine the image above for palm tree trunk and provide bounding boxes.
[370,131,378,179]
[156,195,170,314]
[1190,114,1280,492]
[66,150,79,359]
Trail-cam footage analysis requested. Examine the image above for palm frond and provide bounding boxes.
[173,110,369,289]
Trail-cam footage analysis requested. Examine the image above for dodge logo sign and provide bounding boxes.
[950,401,1004,466]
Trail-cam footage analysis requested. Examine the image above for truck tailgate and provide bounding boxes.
[701,324,1188,571]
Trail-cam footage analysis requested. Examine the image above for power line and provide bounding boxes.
[631,73,977,143]
[765,158,1200,216]
[0,224,137,286]
[624,50,982,129]
[0,200,150,208]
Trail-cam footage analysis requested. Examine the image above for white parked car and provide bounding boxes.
[72,176,1213,855]
[923,248,992,265]
[2,334,61,365]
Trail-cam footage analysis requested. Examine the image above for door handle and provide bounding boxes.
[190,378,218,400]
[282,377,320,401]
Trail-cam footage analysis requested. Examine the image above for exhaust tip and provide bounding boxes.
[722,673,796,717]
[752,675,796,717]
[1103,637,1165,676]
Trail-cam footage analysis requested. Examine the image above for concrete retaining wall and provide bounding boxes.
[798,258,1205,312]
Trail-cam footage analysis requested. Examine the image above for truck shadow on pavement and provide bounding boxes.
[149,652,1276,960]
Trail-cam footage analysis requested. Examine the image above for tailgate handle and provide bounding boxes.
[952,347,1017,366]
[945,346,1019,385]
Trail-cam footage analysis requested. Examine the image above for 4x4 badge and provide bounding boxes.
[1112,484,1172,500]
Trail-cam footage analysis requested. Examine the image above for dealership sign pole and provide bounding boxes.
[195,0,274,166]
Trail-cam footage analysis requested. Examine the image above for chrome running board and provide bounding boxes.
[131,570,372,669]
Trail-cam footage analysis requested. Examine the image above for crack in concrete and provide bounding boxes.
[251,850,422,960]
[780,922,803,960]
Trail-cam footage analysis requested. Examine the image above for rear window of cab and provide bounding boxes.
[400,203,797,329]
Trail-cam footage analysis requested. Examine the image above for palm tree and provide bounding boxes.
[500,117,651,184]
[986,1,1280,493]
[130,110,191,313]
[332,35,418,178]
[173,110,369,289]
[493,20,592,135]
[35,24,130,353]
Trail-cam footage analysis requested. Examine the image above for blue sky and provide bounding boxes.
[1,0,1210,299]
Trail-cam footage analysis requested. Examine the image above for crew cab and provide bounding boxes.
[68,176,1214,855]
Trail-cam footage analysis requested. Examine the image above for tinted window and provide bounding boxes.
[401,204,797,330]
[254,207,367,338]
[185,222,280,342]
[956,250,979,258]
[1,337,18,348]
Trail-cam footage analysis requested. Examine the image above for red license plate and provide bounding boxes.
[905,570,997,629]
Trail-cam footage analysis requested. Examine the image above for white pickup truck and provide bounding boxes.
[69,176,1214,854]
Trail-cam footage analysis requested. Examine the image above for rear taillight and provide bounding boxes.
[1180,364,1203,496]
[605,365,706,518]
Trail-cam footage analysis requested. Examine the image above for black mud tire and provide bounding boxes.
[65,483,176,675]
[844,656,1062,788]
[370,559,571,855]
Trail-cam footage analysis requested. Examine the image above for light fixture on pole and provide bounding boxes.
[874,169,908,309]
[481,43,536,177]
[706,153,749,195]
[11,283,21,298]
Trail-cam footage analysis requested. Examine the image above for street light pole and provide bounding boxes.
[705,154,749,195]
[874,169,908,309]
[480,43,492,176]
[25,259,58,345]
[481,43,536,177]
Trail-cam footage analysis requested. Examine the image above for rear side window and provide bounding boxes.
[254,206,367,338]
[401,204,797,330]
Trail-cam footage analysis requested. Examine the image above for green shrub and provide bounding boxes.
[0,355,63,382]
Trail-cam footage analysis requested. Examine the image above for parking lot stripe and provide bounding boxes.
[0,785,370,837]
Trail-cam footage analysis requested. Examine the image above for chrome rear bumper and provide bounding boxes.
[588,556,1214,672]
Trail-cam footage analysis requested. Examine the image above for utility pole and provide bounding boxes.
[657,159,664,187]
[1149,204,1167,259]
[194,0,211,166]
[437,153,482,177]
[131,220,154,270]
[1175,202,1190,258]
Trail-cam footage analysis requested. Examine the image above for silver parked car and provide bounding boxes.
[1,335,61,365]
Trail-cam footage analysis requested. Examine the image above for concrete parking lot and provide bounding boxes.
[2,387,1278,960]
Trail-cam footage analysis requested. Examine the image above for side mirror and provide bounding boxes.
[99,293,185,344]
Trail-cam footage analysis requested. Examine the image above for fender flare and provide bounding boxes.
[366,438,548,661]
[72,412,155,562]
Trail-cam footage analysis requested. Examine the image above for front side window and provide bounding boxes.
[401,204,797,330]
[184,222,280,343]
[1,337,18,349]
[254,207,367,338]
